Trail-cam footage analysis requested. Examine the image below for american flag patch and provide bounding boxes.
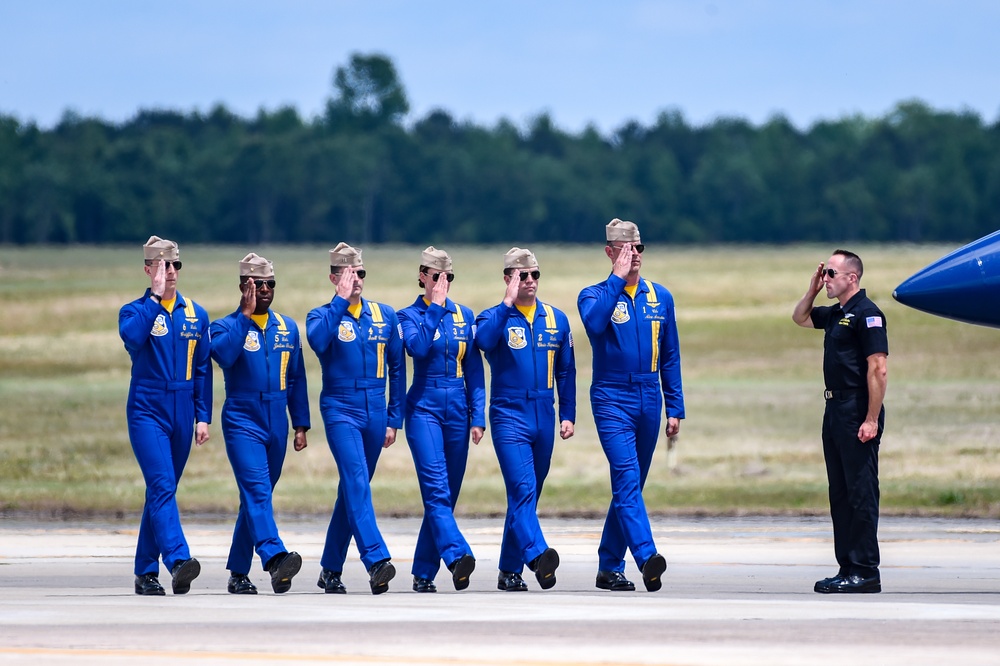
[866,316,883,328]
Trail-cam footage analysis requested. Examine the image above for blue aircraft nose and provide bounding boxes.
[893,230,1000,328]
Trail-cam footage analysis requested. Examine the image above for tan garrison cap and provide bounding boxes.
[330,242,363,268]
[143,235,179,261]
[503,247,538,270]
[606,218,641,243]
[239,252,274,278]
[421,246,453,272]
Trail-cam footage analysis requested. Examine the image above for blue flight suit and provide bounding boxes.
[475,300,576,574]
[119,289,212,576]
[307,295,405,572]
[578,274,684,573]
[398,297,486,580]
[210,308,310,574]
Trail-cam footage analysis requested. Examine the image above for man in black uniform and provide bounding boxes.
[793,249,888,594]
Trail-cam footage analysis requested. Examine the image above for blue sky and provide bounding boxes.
[2,0,998,133]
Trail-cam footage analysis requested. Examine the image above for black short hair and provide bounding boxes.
[833,249,864,280]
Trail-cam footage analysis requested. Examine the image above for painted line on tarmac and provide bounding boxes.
[0,647,684,666]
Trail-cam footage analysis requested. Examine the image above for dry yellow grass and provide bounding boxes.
[1,243,999,518]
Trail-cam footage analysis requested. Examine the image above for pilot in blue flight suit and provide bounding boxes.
[119,235,212,596]
[210,253,310,595]
[578,219,683,593]
[476,247,576,592]
[307,243,405,595]
[397,246,484,593]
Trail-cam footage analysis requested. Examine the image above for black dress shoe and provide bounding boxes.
[814,573,847,594]
[170,557,201,595]
[827,574,881,594]
[596,570,636,591]
[227,573,258,595]
[497,571,528,592]
[317,568,347,594]
[134,573,165,596]
[266,551,302,594]
[640,553,667,592]
[412,576,437,593]
[448,553,476,591]
[527,547,559,590]
[368,559,396,595]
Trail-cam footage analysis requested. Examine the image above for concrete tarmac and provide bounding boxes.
[1,515,999,665]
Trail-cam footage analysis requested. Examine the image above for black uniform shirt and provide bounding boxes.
[810,289,889,391]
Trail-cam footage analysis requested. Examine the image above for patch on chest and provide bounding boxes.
[507,326,527,349]
[244,330,261,351]
[612,302,630,324]
[151,314,168,337]
[338,322,356,342]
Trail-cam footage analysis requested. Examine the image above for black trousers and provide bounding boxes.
[821,394,883,578]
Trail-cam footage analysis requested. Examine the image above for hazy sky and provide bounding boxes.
[2,0,998,133]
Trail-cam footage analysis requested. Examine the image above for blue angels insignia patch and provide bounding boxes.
[507,326,527,349]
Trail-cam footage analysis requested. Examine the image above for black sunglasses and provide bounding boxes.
[518,270,541,281]
[423,271,455,283]
[334,269,367,279]
[610,243,644,254]
[824,268,852,278]
[147,260,183,270]
[251,279,276,289]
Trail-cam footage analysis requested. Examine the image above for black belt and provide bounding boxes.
[824,388,864,400]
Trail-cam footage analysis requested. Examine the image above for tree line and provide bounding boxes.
[2,53,999,246]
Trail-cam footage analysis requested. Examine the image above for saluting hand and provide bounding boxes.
[502,272,520,306]
[808,262,826,295]
[240,278,257,318]
[336,267,356,300]
[431,271,449,306]
[151,260,167,298]
[612,244,633,280]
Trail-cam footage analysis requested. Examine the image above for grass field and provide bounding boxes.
[2,243,999,519]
